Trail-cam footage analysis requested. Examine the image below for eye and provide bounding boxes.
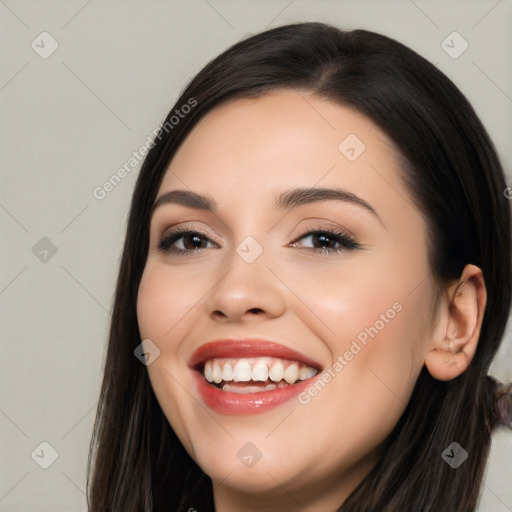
[290,229,359,254]
[158,229,218,255]
[158,227,359,256]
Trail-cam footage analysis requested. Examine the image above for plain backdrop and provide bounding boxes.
[1,1,511,510]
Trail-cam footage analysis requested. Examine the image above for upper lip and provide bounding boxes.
[188,338,323,370]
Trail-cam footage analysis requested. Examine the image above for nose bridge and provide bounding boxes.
[204,234,285,321]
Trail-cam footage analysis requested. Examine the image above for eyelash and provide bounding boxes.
[157,227,360,256]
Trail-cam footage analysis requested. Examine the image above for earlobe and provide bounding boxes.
[424,264,487,381]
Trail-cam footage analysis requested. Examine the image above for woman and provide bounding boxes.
[87,22,512,511]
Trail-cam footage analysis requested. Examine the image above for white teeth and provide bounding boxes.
[252,360,269,382]
[305,367,317,379]
[269,361,284,382]
[212,361,223,383]
[202,356,319,388]
[298,366,317,380]
[284,363,299,384]
[204,361,213,382]
[222,362,234,381]
[233,360,252,382]
[223,383,266,394]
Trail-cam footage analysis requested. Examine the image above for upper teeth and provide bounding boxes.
[203,357,318,385]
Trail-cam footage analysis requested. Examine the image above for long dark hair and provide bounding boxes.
[87,22,511,511]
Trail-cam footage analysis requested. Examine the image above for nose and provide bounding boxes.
[204,249,287,323]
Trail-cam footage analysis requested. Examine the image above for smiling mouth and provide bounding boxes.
[189,339,323,413]
[200,357,319,393]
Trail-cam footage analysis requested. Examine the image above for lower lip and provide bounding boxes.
[192,371,316,415]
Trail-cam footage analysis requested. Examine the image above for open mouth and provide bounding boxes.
[200,357,319,393]
[188,339,322,414]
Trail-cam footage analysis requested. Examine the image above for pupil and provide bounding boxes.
[184,234,203,250]
[315,234,334,248]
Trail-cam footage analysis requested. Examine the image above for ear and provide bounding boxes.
[424,264,487,381]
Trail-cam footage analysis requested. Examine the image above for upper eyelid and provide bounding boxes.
[159,224,220,242]
[159,226,350,238]
[157,218,354,237]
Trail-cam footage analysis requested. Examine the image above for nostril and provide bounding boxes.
[211,307,265,320]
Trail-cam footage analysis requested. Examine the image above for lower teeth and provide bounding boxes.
[219,381,289,393]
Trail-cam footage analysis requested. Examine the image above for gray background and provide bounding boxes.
[1,0,511,510]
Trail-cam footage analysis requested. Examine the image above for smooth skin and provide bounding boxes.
[137,91,486,512]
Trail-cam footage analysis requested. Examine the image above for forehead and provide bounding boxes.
[152,91,429,275]
[158,91,412,218]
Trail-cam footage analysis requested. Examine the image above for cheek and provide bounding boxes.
[292,309,423,475]
[136,263,206,451]
[293,265,431,436]
[137,262,210,341]
[137,265,170,339]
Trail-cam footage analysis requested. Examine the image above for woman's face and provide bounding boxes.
[137,91,438,509]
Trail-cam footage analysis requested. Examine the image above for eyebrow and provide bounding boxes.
[151,187,383,225]
[151,189,216,216]
[275,187,379,219]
